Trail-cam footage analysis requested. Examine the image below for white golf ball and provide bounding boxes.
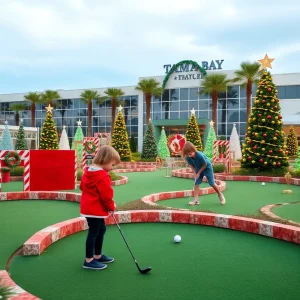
[174,235,181,243]
[262,182,265,186]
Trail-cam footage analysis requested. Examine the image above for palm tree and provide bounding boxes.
[200,73,230,131]
[80,90,101,137]
[135,78,163,124]
[232,61,262,126]
[9,103,27,126]
[41,90,61,106]
[98,88,124,133]
[24,92,41,127]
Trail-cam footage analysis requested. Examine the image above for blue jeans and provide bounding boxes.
[195,166,215,186]
[85,218,106,259]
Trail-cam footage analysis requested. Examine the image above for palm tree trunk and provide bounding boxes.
[15,112,19,126]
[111,98,116,134]
[246,80,252,126]
[212,91,218,132]
[88,101,92,137]
[146,93,151,124]
[31,103,36,127]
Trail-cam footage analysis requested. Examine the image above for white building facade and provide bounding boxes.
[1,63,300,151]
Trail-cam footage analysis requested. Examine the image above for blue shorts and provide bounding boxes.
[195,166,215,186]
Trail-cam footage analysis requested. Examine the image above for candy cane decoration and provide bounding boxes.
[82,137,100,169]
[213,141,230,173]
[0,150,30,191]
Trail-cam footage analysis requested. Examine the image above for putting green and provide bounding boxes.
[158,181,300,215]
[10,223,300,300]
[272,202,300,224]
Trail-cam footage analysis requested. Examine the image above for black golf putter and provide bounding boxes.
[111,212,151,274]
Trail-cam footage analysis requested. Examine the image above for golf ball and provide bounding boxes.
[262,182,265,186]
[174,235,181,243]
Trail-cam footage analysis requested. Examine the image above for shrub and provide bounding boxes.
[10,166,24,176]
[232,167,288,177]
[213,163,226,173]
[291,170,300,178]
[76,168,121,181]
[77,168,83,181]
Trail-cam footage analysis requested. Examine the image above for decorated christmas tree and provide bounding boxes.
[0,121,14,150]
[111,105,132,161]
[203,121,217,160]
[158,127,170,159]
[59,125,70,150]
[241,70,288,169]
[141,120,158,158]
[39,104,59,150]
[293,147,300,170]
[15,120,28,150]
[186,109,203,151]
[72,120,84,162]
[286,126,298,157]
[229,123,242,160]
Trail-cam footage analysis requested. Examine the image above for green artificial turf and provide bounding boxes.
[0,200,79,269]
[273,202,300,223]
[10,223,300,300]
[158,181,300,216]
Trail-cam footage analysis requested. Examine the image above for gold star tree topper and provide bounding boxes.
[190,108,196,115]
[258,54,275,69]
[117,105,123,112]
[209,120,214,127]
[77,120,82,126]
[46,104,53,113]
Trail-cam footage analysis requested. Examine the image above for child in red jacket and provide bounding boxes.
[80,145,121,270]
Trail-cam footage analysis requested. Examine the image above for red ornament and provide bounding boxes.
[275,133,278,136]
[285,151,289,155]
[268,88,272,92]
[259,159,264,163]
[262,100,266,103]
[258,114,262,117]
[248,156,252,160]
[279,115,282,119]
[274,106,277,109]
[267,115,272,119]
[277,162,281,166]
[263,133,267,137]
[279,149,283,153]
[253,146,257,150]
[269,150,273,154]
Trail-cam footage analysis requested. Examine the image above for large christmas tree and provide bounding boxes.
[111,106,132,161]
[203,120,217,160]
[15,121,28,150]
[0,121,14,150]
[59,125,70,150]
[72,120,84,162]
[241,70,288,169]
[158,127,170,159]
[229,123,242,160]
[141,120,158,158]
[39,105,59,150]
[286,126,298,157]
[186,109,203,151]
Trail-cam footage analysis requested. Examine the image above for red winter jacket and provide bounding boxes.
[80,167,116,218]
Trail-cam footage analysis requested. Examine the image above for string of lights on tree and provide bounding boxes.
[141,119,158,159]
[185,108,203,151]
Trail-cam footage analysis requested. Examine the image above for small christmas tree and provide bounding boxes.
[129,134,137,152]
[15,120,28,150]
[293,147,300,170]
[203,121,217,160]
[241,70,288,169]
[39,105,59,150]
[72,120,84,162]
[59,125,70,150]
[229,123,242,160]
[186,109,203,151]
[286,126,298,157]
[158,127,170,159]
[141,120,158,158]
[0,121,14,150]
[111,106,132,161]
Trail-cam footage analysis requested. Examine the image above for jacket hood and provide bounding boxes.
[81,168,108,189]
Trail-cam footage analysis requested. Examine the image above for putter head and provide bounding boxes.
[140,267,151,274]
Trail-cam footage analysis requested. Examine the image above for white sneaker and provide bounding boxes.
[188,199,199,205]
[218,193,226,205]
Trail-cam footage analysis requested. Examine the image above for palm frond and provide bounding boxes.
[232,61,261,83]
[200,73,229,95]
[135,78,162,94]
[9,103,28,112]
[24,92,41,104]
[80,89,101,104]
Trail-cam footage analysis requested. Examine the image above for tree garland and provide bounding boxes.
[84,141,97,154]
[4,151,21,168]
[162,60,207,89]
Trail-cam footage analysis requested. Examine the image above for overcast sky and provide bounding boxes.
[1,0,300,94]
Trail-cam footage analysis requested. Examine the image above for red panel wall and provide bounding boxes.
[29,150,75,191]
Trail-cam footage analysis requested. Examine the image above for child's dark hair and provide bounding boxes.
[93,145,121,165]
[181,141,197,157]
